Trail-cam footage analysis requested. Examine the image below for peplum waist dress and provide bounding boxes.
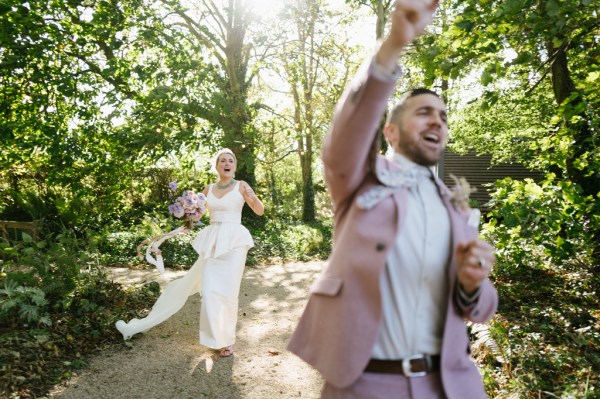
[116,181,253,343]
[191,183,254,261]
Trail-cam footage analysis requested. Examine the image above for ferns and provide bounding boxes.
[0,280,51,327]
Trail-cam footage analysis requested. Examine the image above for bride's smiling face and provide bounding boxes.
[216,153,236,178]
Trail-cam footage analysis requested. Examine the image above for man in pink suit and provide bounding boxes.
[288,1,498,398]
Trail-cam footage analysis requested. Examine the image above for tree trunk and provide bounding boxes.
[546,40,600,270]
[175,0,257,198]
[287,0,318,223]
[301,134,315,222]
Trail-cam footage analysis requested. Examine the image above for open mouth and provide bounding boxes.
[424,133,440,143]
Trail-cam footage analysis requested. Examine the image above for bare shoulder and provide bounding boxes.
[202,185,210,196]
[238,180,249,192]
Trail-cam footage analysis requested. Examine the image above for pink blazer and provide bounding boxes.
[287,63,498,399]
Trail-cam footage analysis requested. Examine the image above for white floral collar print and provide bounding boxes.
[356,154,432,210]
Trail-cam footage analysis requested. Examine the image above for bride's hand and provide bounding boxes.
[243,183,257,199]
[241,181,264,216]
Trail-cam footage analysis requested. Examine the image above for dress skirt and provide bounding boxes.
[115,256,204,340]
[199,246,248,349]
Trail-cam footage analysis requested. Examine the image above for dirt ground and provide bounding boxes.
[47,261,326,399]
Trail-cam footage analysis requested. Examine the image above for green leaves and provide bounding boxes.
[0,280,50,326]
[0,0,224,229]
[544,0,561,17]
[512,51,533,65]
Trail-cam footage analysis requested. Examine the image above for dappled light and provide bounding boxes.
[46,262,324,398]
[1,0,598,397]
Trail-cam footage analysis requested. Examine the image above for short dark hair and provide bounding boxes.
[386,88,441,125]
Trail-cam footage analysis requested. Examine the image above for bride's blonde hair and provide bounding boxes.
[212,148,237,174]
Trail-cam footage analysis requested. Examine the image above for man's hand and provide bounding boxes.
[377,0,439,71]
[455,239,495,295]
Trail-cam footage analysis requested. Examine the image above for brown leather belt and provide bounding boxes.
[364,354,441,377]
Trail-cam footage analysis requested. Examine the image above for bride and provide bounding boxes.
[116,148,264,357]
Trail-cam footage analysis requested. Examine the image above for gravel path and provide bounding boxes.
[48,261,325,399]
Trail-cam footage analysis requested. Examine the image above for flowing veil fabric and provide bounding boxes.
[115,257,204,340]
[138,226,189,275]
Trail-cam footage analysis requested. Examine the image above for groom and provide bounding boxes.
[288,1,498,398]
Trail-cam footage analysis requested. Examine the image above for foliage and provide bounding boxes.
[411,0,600,259]
[447,88,555,167]
[0,280,51,328]
[0,276,160,398]
[345,0,394,38]
[91,208,334,270]
[473,262,599,398]
[0,231,161,398]
[274,0,360,222]
[1,231,89,305]
[484,176,597,268]
[0,0,219,233]
[475,169,600,397]
[246,217,332,265]
[162,0,277,188]
[93,220,199,269]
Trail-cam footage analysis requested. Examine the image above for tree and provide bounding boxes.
[346,0,393,39]
[0,0,216,228]
[412,0,599,267]
[165,0,264,187]
[279,0,360,222]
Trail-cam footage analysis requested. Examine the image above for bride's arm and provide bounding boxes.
[240,181,264,216]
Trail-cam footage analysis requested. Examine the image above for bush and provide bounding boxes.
[247,217,332,265]
[96,231,147,266]
[0,280,51,328]
[484,176,597,268]
[475,264,600,398]
[0,230,162,397]
[1,230,88,304]
[93,212,200,269]
[477,175,600,398]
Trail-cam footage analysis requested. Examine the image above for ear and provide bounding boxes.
[383,124,398,148]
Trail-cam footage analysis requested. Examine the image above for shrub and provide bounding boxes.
[247,217,332,265]
[0,280,51,328]
[484,176,597,268]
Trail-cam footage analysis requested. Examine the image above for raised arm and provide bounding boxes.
[322,1,438,208]
[378,0,439,71]
[240,181,264,216]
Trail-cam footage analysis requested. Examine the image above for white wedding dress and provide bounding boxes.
[116,181,254,348]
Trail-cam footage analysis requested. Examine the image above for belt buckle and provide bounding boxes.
[402,354,428,377]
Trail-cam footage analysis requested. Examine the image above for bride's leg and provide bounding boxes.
[199,247,248,349]
[115,258,204,340]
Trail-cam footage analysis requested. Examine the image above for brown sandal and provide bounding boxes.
[219,345,234,357]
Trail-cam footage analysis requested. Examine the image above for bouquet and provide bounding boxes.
[136,181,206,274]
[167,187,207,229]
[448,174,481,227]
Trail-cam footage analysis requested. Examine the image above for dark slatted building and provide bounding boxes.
[437,149,544,209]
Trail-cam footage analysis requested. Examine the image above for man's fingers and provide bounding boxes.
[458,239,495,271]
